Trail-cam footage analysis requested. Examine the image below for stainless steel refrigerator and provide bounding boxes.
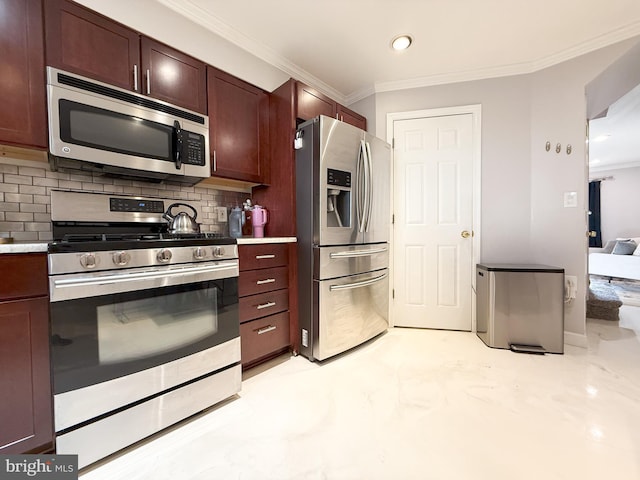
[295,115,391,361]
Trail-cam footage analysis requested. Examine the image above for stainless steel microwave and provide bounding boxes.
[46,67,210,185]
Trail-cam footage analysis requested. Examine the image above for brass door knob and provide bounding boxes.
[588,231,597,238]
[461,230,471,239]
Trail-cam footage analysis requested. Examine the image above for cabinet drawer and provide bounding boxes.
[239,243,288,271]
[240,312,290,366]
[239,288,289,323]
[0,254,48,301]
[239,266,288,297]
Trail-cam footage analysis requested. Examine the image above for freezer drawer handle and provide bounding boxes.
[256,278,276,285]
[329,272,388,291]
[330,247,388,258]
[255,254,276,259]
[256,301,277,310]
[257,325,277,335]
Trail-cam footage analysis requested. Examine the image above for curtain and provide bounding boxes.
[588,181,602,247]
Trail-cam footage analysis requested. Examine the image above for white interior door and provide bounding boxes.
[391,111,478,330]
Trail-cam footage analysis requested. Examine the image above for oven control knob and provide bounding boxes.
[212,246,225,258]
[157,249,173,263]
[193,247,206,260]
[112,251,131,266]
[79,253,98,269]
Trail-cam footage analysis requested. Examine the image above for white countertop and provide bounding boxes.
[0,241,49,254]
[0,237,296,254]
[236,237,296,244]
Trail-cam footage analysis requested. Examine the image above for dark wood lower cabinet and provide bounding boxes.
[240,312,290,367]
[0,296,53,454]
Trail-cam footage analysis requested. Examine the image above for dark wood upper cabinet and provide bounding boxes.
[44,0,206,114]
[337,104,367,130]
[0,253,53,455]
[0,0,47,149]
[208,66,269,183]
[296,82,366,130]
[44,0,140,91]
[140,37,207,114]
[296,82,336,121]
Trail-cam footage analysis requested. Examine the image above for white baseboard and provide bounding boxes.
[564,331,588,348]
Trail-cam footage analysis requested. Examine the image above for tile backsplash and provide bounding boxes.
[0,160,247,241]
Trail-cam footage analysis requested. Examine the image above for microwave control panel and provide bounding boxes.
[182,132,206,166]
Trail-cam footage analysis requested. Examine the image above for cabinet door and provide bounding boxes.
[296,82,336,121]
[208,67,269,183]
[140,37,207,114]
[0,297,53,454]
[44,0,140,91]
[337,104,366,131]
[0,0,47,148]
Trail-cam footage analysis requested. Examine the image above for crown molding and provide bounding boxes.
[157,0,640,104]
[372,22,640,95]
[156,0,346,103]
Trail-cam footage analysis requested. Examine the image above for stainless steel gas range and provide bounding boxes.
[47,190,240,469]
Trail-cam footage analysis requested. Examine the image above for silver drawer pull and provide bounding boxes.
[256,278,276,285]
[330,247,388,258]
[257,301,276,310]
[257,325,277,335]
[256,254,276,259]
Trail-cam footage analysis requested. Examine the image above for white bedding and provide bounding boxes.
[589,252,640,281]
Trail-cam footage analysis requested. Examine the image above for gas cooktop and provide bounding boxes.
[48,232,236,254]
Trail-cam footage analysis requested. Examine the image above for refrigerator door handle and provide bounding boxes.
[329,247,388,258]
[329,272,388,291]
[357,140,367,233]
[364,141,373,232]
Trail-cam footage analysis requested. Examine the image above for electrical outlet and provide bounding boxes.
[216,207,227,222]
[564,275,577,300]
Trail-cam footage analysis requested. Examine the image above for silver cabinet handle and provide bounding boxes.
[330,272,387,291]
[133,64,138,91]
[330,247,388,258]
[256,254,276,259]
[256,301,276,310]
[146,68,151,95]
[256,278,276,285]
[257,325,277,335]
[213,150,217,171]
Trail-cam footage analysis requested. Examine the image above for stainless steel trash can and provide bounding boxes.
[476,264,564,354]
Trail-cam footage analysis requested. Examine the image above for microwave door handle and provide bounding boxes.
[173,120,182,170]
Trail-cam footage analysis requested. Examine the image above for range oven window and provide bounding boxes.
[50,278,238,395]
[59,99,173,161]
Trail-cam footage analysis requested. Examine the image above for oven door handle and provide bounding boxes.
[52,261,238,288]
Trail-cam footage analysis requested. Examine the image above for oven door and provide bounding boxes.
[49,261,239,432]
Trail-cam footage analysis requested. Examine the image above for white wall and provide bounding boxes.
[528,39,637,337]
[591,167,640,241]
[368,37,639,339]
[373,75,534,264]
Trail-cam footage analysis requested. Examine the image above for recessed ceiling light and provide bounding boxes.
[391,34,413,51]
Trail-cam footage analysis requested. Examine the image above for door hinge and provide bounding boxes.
[392,289,395,299]
[392,138,395,149]
[392,214,395,224]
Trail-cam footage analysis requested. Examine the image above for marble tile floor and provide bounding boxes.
[80,323,640,480]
